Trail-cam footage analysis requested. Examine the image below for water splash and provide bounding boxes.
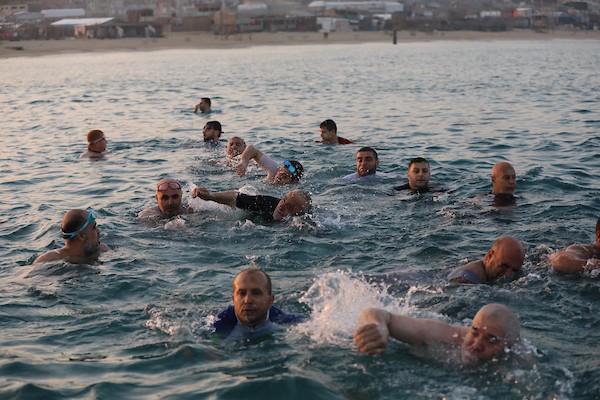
[296,271,407,347]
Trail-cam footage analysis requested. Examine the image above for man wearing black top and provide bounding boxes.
[191,187,311,222]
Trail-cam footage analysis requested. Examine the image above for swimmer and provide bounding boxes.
[491,162,517,205]
[193,97,211,114]
[191,187,311,222]
[80,129,108,158]
[394,157,448,194]
[235,144,304,185]
[354,304,523,366]
[33,208,110,264]
[226,136,246,162]
[203,121,222,144]
[447,236,525,284]
[548,217,600,275]
[138,178,194,219]
[319,119,353,144]
[339,147,385,182]
[212,268,305,340]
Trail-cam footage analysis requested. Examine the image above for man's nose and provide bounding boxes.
[471,336,485,351]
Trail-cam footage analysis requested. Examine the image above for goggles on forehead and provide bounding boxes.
[283,160,296,174]
[157,181,181,191]
[62,209,95,239]
[91,136,106,143]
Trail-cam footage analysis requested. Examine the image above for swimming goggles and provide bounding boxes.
[283,160,296,174]
[91,136,106,143]
[62,209,95,239]
[157,181,181,191]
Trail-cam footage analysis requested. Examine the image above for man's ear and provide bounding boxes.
[484,249,494,264]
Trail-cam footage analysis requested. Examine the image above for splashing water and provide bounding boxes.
[296,271,407,346]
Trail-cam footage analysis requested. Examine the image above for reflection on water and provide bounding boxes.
[1,40,599,398]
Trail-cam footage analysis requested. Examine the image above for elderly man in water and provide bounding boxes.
[33,208,110,264]
[212,268,305,340]
[549,217,600,275]
[191,187,311,222]
[490,161,517,205]
[447,236,526,284]
[354,303,523,366]
[80,129,108,158]
[138,178,193,219]
[225,136,246,166]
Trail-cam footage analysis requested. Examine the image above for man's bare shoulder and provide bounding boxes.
[33,249,65,265]
[564,243,597,257]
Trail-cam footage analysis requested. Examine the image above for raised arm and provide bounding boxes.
[193,103,200,113]
[236,145,264,177]
[354,308,463,355]
[191,187,238,208]
[549,245,599,275]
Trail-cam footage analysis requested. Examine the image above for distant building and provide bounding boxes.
[308,1,404,14]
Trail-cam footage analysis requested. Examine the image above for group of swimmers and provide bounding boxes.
[33,97,600,367]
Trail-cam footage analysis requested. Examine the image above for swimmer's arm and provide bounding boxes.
[549,245,598,275]
[193,103,199,113]
[236,145,263,177]
[354,308,462,355]
[100,243,110,252]
[191,187,238,208]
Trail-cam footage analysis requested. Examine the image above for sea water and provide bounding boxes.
[0,39,599,399]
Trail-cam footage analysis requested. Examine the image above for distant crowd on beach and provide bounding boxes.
[32,95,600,370]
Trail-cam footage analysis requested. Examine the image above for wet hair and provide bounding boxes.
[320,119,337,133]
[357,147,378,160]
[234,268,272,295]
[206,121,222,135]
[201,97,211,107]
[408,157,429,168]
[288,160,304,182]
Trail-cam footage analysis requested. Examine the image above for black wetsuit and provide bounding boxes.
[236,193,280,222]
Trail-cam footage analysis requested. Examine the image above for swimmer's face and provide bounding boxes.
[226,137,246,158]
[199,99,210,113]
[491,164,516,195]
[483,241,524,281]
[232,270,274,328]
[356,151,379,177]
[273,191,307,221]
[273,167,294,186]
[89,136,107,153]
[156,188,183,217]
[320,127,336,144]
[461,309,508,364]
[203,125,219,142]
[81,219,101,255]
[407,162,430,190]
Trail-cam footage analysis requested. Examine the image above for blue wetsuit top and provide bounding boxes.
[212,305,305,339]
[447,267,482,284]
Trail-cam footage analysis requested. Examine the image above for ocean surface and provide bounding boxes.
[1,39,599,399]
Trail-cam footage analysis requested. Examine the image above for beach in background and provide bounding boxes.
[2,28,599,58]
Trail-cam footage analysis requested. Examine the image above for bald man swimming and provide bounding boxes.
[33,208,110,264]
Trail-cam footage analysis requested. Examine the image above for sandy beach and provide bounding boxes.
[1,29,599,58]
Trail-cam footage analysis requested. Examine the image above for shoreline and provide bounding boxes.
[2,29,599,59]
